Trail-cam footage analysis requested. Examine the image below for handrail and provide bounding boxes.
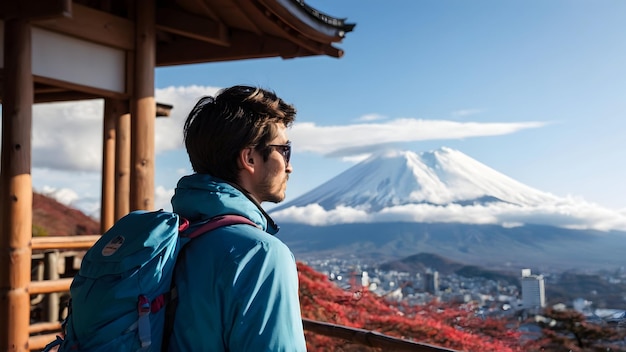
[29,322,62,335]
[32,235,100,251]
[303,319,458,352]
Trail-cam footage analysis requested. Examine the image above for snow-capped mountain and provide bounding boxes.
[275,147,557,211]
[270,147,626,232]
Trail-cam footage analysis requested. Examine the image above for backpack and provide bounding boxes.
[43,209,255,352]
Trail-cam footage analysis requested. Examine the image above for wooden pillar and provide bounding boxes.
[0,18,33,352]
[115,107,131,221]
[130,0,156,211]
[100,99,117,232]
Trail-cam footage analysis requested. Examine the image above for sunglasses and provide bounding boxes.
[266,142,292,164]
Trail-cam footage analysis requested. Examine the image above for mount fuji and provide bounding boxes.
[269,147,626,271]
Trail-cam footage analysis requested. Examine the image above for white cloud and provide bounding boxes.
[154,85,221,152]
[290,119,547,156]
[270,199,626,232]
[33,168,101,201]
[31,85,221,173]
[340,154,372,163]
[451,109,483,117]
[40,186,79,206]
[33,100,104,171]
[354,113,388,122]
[155,185,175,212]
[39,185,100,219]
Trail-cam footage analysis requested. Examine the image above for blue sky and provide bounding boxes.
[26,0,626,219]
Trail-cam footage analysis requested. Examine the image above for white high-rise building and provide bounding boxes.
[521,269,545,309]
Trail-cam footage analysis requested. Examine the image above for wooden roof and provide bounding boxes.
[0,0,354,103]
[156,0,356,64]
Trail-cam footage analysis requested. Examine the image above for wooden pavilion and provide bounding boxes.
[0,0,354,349]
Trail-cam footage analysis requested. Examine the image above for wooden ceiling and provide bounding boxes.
[0,0,355,102]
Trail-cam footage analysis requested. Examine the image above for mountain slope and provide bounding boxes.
[33,192,100,236]
[274,147,558,212]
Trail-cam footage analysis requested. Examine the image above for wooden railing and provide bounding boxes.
[29,236,457,352]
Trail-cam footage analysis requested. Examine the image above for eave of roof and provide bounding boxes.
[156,0,355,66]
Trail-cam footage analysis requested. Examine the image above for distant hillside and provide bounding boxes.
[547,271,626,308]
[380,252,520,287]
[276,222,626,272]
[379,252,465,274]
[33,192,100,236]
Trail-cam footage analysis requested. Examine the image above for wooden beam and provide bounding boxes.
[33,91,102,103]
[34,3,134,50]
[156,7,229,46]
[156,30,312,66]
[0,0,71,20]
[0,75,108,104]
[33,75,129,100]
[156,102,173,117]
[130,0,156,211]
[33,84,66,94]
[0,18,34,352]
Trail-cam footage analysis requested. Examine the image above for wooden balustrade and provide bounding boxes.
[27,236,456,352]
[32,235,101,251]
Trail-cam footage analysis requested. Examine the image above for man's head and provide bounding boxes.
[183,85,296,203]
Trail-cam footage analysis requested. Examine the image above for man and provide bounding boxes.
[167,85,306,351]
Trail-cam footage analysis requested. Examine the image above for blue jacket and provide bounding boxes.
[168,174,306,351]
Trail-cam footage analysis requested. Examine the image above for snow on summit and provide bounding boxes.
[273,147,557,211]
[270,147,626,232]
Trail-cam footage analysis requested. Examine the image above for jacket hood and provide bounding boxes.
[171,174,279,235]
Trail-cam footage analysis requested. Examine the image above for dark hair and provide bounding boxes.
[183,85,296,183]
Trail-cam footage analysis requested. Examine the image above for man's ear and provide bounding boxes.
[239,147,255,173]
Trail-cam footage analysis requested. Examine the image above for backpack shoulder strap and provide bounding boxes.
[184,214,258,240]
[162,214,257,351]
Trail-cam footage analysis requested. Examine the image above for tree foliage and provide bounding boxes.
[536,307,625,352]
